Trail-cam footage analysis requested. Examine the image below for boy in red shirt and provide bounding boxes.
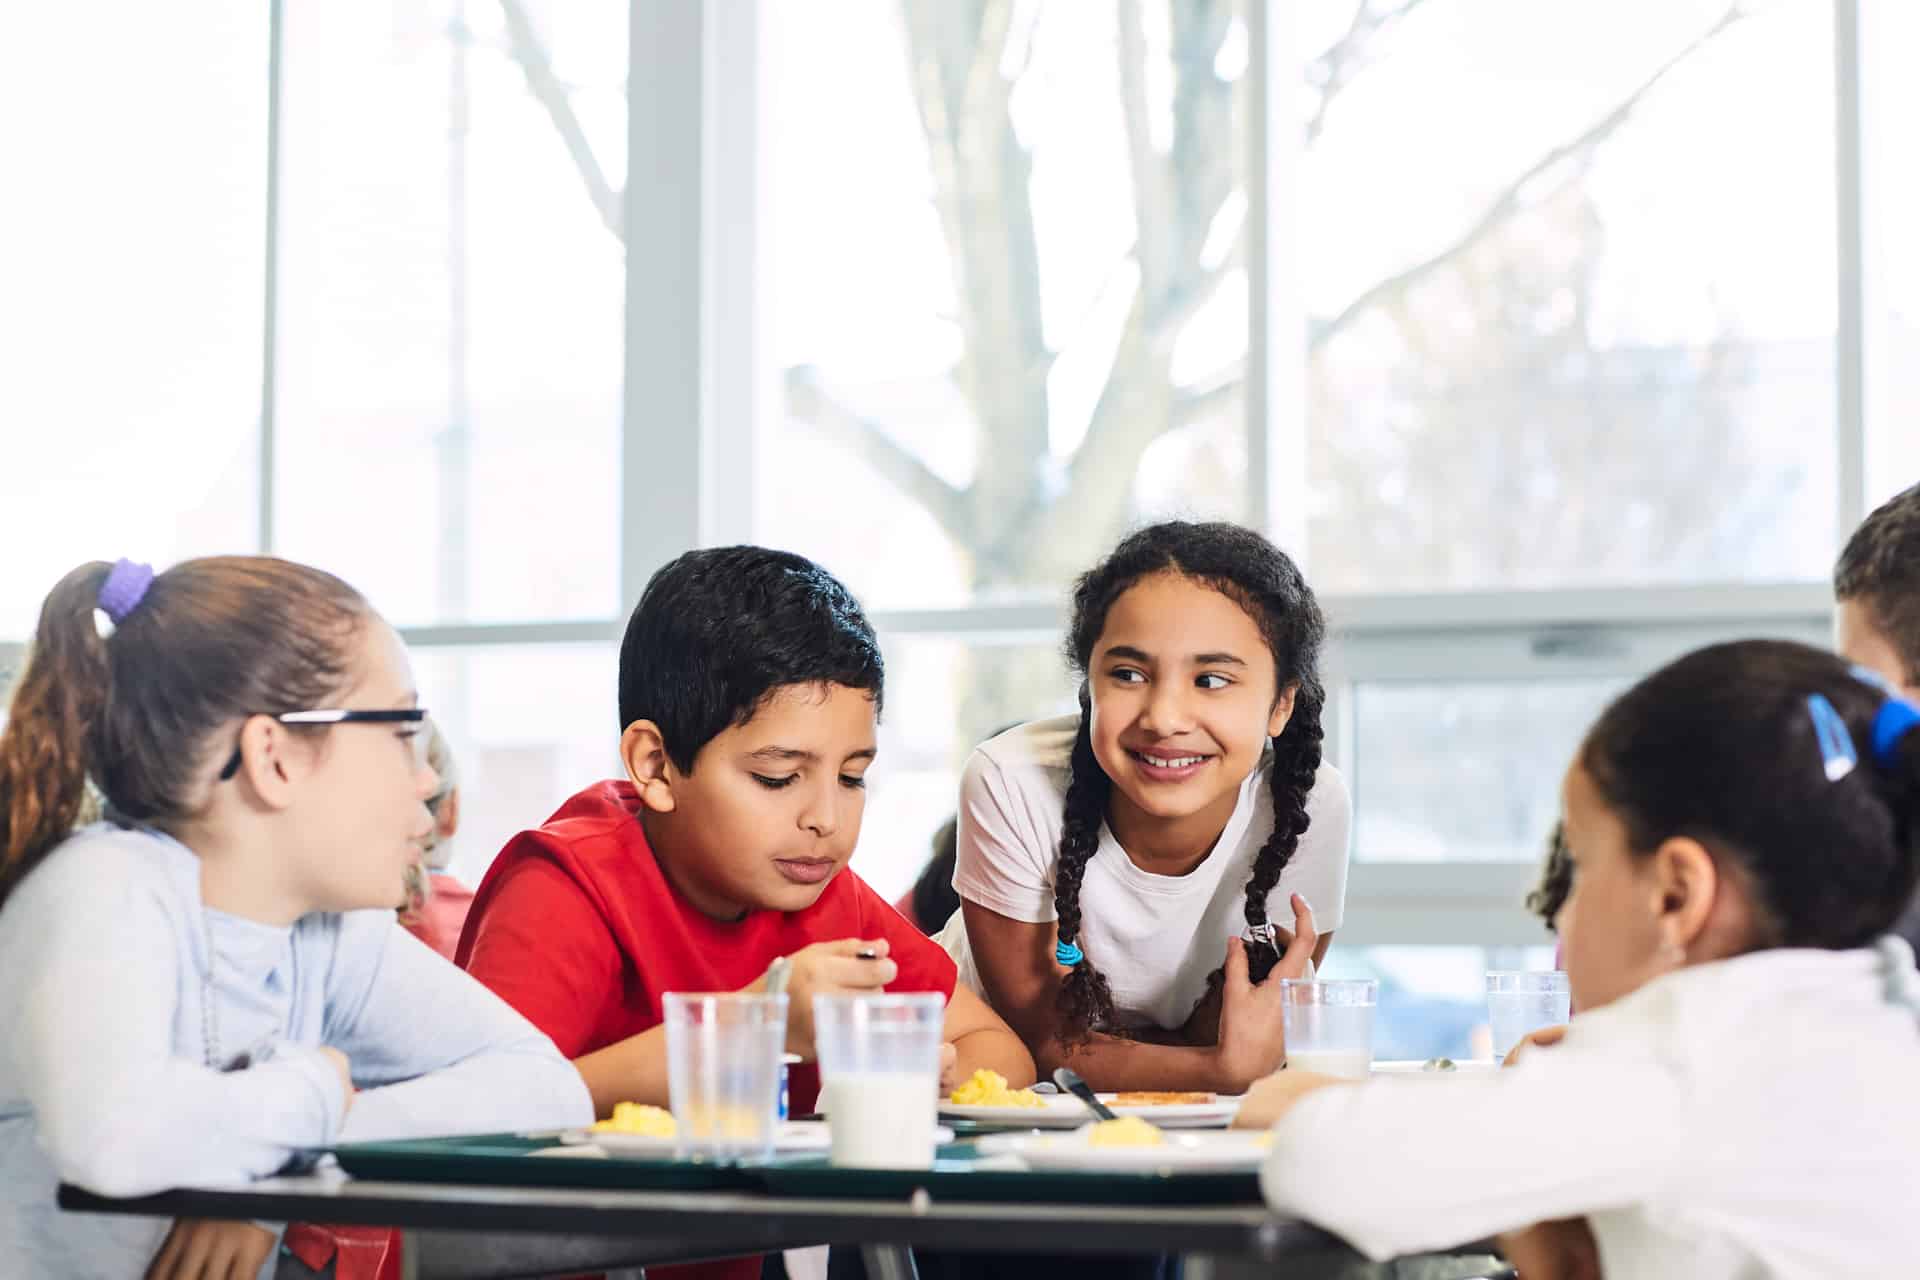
[456,547,1033,1276]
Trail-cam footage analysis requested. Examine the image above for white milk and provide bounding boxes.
[1284,1048,1371,1079]
[821,1072,938,1168]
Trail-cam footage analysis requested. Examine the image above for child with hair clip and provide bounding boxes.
[949,521,1352,1092]
[1241,639,1920,1278]
[0,558,590,1280]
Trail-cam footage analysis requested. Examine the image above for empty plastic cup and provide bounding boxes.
[663,992,788,1161]
[1281,978,1378,1078]
[1486,970,1571,1059]
[813,992,945,1169]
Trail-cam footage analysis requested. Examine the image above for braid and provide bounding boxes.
[1054,699,1121,1044]
[1241,679,1325,983]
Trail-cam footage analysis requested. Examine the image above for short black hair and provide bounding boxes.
[1835,481,1920,685]
[619,546,884,774]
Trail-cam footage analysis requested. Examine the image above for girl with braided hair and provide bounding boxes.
[946,521,1351,1092]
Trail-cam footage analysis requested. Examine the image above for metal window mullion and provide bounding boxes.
[1835,0,1866,538]
[1245,0,1308,560]
[258,0,285,555]
[622,0,709,612]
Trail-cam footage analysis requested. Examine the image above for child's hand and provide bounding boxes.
[144,1218,277,1280]
[318,1045,354,1115]
[1496,1217,1600,1280]
[1231,1065,1350,1130]
[1211,894,1318,1093]
[771,938,899,1060]
[1502,1023,1569,1068]
[938,1042,960,1092]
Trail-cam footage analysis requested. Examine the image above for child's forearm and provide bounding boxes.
[572,1025,672,1118]
[1045,1034,1239,1093]
[950,1026,1037,1088]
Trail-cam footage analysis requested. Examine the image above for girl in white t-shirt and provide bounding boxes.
[950,521,1352,1093]
[1241,640,1920,1279]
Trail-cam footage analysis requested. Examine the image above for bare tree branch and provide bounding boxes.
[784,365,970,543]
[498,0,624,242]
[1304,0,1433,147]
[1172,360,1245,428]
[1310,3,1749,351]
[1118,0,1175,298]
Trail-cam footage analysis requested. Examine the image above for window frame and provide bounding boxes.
[0,0,1872,949]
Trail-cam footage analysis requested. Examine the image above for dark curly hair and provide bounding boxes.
[1053,521,1326,1042]
[1526,822,1573,932]
[619,547,884,773]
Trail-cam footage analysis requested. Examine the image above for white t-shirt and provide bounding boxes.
[1262,941,1920,1278]
[947,714,1352,1031]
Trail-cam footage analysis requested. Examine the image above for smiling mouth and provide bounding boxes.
[1125,747,1215,778]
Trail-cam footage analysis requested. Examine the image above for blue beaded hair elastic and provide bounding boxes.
[1054,938,1084,967]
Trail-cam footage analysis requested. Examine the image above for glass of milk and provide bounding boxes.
[1486,970,1571,1060]
[1280,978,1378,1079]
[813,992,945,1169]
[663,992,789,1161]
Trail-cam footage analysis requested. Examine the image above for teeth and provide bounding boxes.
[1137,753,1205,768]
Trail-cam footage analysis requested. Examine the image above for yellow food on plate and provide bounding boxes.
[949,1068,1046,1108]
[1085,1115,1165,1147]
[592,1102,677,1137]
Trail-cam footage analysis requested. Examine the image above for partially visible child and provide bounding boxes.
[0,557,589,1280]
[893,816,960,935]
[399,723,476,961]
[1835,479,1920,701]
[1241,640,1920,1277]
[457,547,1033,1280]
[1836,480,1920,948]
[949,521,1351,1092]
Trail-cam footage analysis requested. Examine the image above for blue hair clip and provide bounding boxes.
[1054,938,1084,967]
[1871,697,1920,769]
[1807,694,1859,782]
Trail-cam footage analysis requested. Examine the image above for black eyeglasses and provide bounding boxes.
[218,708,431,781]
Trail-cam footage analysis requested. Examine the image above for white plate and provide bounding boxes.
[940,1095,1240,1130]
[975,1129,1271,1173]
[561,1121,954,1156]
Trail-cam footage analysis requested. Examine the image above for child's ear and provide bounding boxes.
[235,715,303,810]
[1649,835,1720,956]
[1267,682,1300,739]
[620,720,679,814]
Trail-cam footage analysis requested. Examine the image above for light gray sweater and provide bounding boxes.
[0,823,591,1277]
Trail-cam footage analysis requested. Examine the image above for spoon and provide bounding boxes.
[1051,1067,1118,1122]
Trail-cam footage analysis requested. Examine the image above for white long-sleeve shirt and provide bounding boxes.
[0,823,592,1278]
[1261,943,1920,1278]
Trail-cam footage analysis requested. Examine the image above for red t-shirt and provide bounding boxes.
[457,781,957,1280]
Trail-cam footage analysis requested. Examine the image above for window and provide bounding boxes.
[412,645,620,888]
[0,3,265,637]
[3,3,1898,1028]
[273,0,625,627]
[1862,0,1920,509]
[1300,0,1837,592]
[760,0,1253,613]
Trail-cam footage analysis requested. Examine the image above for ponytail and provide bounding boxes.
[0,556,368,910]
[0,562,115,903]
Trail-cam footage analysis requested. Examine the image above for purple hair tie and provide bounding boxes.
[97,559,156,627]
